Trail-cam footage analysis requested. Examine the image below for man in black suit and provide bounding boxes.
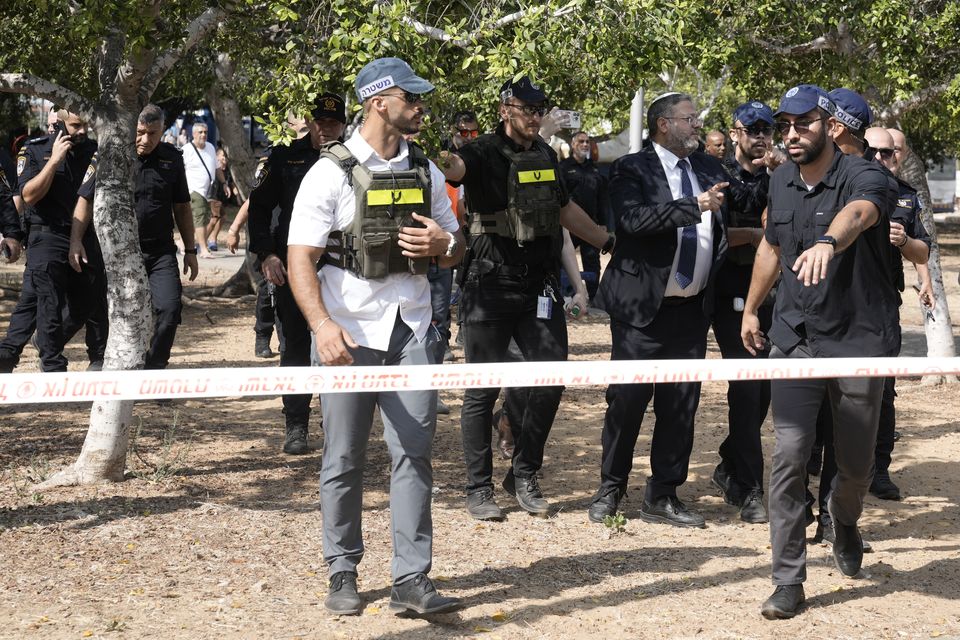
[588,92,732,528]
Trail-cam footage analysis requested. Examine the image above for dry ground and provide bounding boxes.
[1,234,960,639]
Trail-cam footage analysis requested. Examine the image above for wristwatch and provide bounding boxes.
[184,247,198,255]
[444,231,458,258]
[601,233,616,255]
[816,235,836,249]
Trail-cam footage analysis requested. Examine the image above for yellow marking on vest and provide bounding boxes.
[517,169,555,184]
[367,188,425,206]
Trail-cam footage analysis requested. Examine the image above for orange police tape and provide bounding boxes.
[2,357,960,405]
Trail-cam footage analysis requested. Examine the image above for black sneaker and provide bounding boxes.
[389,573,463,616]
[465,487,502,521]
[869,471,902,501]
[761,584,805,619]
[504,472,549,515]
[639,496,705,528]
[588,486,625,523]
[325,571,361,615]
[739,489,768,524]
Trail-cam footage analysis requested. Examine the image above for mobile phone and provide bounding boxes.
[552,110,582,129]
[54,121,74,142]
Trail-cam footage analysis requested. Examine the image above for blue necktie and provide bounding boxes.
[675,158,697,289]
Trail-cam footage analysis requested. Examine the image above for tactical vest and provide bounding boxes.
[321,141,432,279]
[469,138,562,245]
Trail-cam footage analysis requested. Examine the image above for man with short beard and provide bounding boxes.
[740,84,898,619]
[588,92,741,529]
[710,101,779,524]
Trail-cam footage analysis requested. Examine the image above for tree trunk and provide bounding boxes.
[39,110,152,487]
[899,151,957,384]
[207,53,257,202]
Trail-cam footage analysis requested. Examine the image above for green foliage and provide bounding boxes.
[602,511,628,534]
[127,414,194,483]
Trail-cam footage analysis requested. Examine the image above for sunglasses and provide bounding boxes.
[504,103,547,117]
[382,91,426,104]
[735,125,774,137]
[775,118,825,135]
[457,129,479,139]
[875,147,895,160]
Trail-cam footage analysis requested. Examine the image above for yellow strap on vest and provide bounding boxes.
[517,169,556,184]
[366,188,425,206]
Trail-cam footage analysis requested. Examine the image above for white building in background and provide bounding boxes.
[928,158,959,213]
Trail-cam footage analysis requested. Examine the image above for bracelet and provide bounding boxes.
[314,316,331,332]
[601,233,616,255]
[184,248,198,255]
[897,234,908,247]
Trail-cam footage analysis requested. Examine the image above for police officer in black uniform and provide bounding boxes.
[710,101,777,524]
[0,171,23,261]
[247,93,347,455]
[741,84,898,619]
[441,76,612,520]
[558,130,611,300]
[12,110,102,372]
[71,104,197,370]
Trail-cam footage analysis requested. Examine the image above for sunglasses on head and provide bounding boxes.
[457,128,479,139]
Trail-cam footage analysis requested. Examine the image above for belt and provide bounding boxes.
[661,291,704,307]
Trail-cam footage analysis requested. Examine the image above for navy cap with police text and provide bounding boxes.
[828,88,872,133]
[311,93,346,123]
[354,57,435,102]
[733,101,774,127]
[499,76,548,103]
[774,84,835,118]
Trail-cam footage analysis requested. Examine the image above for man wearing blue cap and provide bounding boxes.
[440,76,609,521]
[740,84,899,619]
[287,57,465,617]
[710,100,779,525]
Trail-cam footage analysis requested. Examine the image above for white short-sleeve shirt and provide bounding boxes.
[288,130,459,351]
[182,141,217,198]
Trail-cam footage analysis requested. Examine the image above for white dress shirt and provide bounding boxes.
[288,130,459,351]
[653,142,714,297]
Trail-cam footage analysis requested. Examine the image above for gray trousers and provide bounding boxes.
[768,342,883,585]
[319,315,438,584]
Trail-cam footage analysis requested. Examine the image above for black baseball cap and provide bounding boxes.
[499,76,547,103]
[311,93,346,123]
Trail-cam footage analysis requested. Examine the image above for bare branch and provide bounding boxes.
[879,82,954,122]
[699,65,731,121]
[385,0,578,49]
[0,73,92,115]
[139,6,228,102]
[749,20,860,57]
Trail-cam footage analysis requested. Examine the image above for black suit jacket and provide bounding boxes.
[596,147,738,329]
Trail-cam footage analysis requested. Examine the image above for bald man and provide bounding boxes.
[704,130,726,160]
[887,128,908,173]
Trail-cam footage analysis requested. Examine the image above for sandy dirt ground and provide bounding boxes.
[1,231,959,640]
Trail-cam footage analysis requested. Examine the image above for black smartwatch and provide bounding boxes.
[816,235,836,249]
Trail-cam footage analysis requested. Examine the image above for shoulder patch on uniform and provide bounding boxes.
[897,198,912,208]
[83,152,98,184]
[254,157,270,187]
[16,153,26,176]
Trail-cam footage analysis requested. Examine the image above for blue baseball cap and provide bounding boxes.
[499,76,548,103]
[733,101,774,127]
[774,84,835,118]
[354,57,434,102]
[828,88,872,133]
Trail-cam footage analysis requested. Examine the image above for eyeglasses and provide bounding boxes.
[875,147,895,160]
[775,118,824,135]
[504,103,547,117]
[664,115,702,126]
[381,91,426,104]
[735,125,774,137]
[457,129,479,139]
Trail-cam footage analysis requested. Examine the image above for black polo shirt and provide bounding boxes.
[764,146,899,357]
[248,135,319,261]
[453,123,570,270]
[18,135,98,231]
[558,156,610,230]
[78,142,190,255]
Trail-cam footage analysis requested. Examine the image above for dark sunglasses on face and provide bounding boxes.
[504,103,547,117]
[875,147,895,160]
[775,118,825,135]
[736,125,774,137]
[458,129,479,139]
[382,91,426,104]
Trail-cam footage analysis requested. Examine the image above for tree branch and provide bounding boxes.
[98,32,125,99]
[384,0,578,49]
[879,82,954,121]
[0,73,92,115]
[749,20,859,57]
[139,6,227,102]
